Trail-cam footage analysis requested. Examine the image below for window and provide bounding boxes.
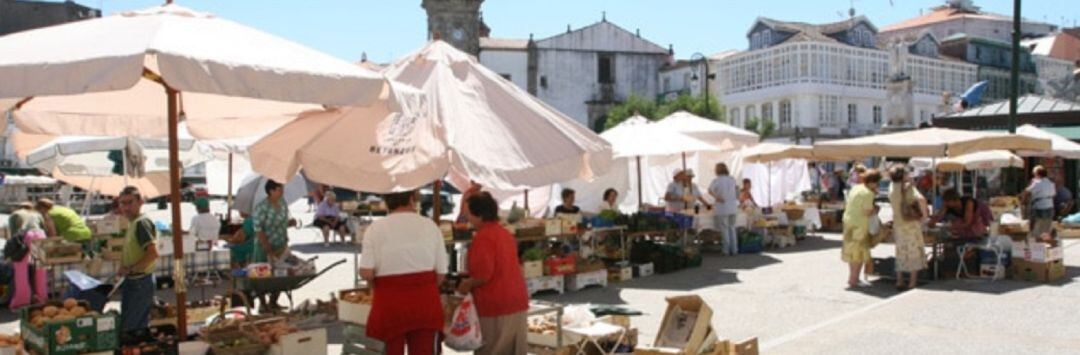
[745,105,757,123]
[598,54,614,84]
[761,102,773,123]
[499,73,512,81]
[762,30,772,48]
[872,105,882,126]
[847,103,858,125]
[779,100,792,129]
[751,33,761,49]
[819,95,841,128]
[731,108,741,128]
[540,75,548,89]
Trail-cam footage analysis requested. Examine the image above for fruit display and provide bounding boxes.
[527,315,559,335]
[0,332,23,351]
[27,298,95,329]
[340,289,372,304]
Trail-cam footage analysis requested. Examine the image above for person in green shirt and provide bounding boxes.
[842,169,882,288]
[116,186,159,332]
[36,199,92,243]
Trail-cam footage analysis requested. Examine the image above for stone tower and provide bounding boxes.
[421,0,486,55]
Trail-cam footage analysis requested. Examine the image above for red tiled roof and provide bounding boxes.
[881,6,1012,32]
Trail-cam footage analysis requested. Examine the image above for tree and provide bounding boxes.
[603,93,726,131]
[603,94,658,130]
[655,93,725,122]
[744,116,775,141]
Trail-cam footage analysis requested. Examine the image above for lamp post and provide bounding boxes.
[1008,0,1021,133]
[690,52,716,112]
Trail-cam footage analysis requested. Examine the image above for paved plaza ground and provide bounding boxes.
[1,203,1078,354]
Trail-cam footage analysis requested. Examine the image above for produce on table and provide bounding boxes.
[0,333,23,350]
[340,289,372,304]
[527,315,559,335]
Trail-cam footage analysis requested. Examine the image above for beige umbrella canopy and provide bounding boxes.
[909,150,1025,172]
[739,143,815,163]
[249,82,450,193]
[0,4,387,337]
[813,127,1051,159]
[382,41,612,191]
[1016,124,1080,159]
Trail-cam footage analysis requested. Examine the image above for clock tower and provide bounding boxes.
[422,0,486,55]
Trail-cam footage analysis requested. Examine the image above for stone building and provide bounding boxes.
[939,34,1040,102]
[713,15,977,140]
[0,0,99,36]
[477,19,671,131]
[877,0,1055,46]
[421,0,488,55]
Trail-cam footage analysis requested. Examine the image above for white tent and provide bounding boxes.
[1016,124,1080,159]
[382,41,612,192]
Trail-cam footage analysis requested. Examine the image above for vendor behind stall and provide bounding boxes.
[554,188,581,215]
[189,198,220,241]
[598,188,619,212]
[359,190,448,355]
[116,186,158,332]
[1022,166,1056,240]
[931,189,992,239]
[666,170,710,213]
[36,198,92,245]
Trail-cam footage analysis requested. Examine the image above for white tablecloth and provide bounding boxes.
[695,207,822,231]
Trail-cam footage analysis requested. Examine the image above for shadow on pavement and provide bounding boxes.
[916,266,1077,295]
[763,236,843,254]
[712,253,783,271]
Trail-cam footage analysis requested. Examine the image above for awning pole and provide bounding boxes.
[167,87,189,339]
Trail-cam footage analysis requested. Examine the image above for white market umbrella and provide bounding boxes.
[813,127,1051,159]
[1016,124,1080,159]
[0,4,386,336]
[250,82,449,193]
[382,41,613,192]
[910,150,1024,172]
[656,110,758,151]
[600,116,718,209]
[232,173,309,215]
[24,134,213,178]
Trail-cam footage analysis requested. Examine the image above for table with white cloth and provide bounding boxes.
[696,207,821,232]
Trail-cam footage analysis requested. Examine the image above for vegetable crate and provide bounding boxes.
[20,301,119,355]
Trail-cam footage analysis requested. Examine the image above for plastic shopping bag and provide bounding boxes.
[444,295,483,351]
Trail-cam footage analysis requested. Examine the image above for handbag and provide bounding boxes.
[899,185,923,222]
[868,216,885,247]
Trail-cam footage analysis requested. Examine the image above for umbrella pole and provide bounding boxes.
[637,156,643,211]
[166,88,189,339]
[524,189,530,211]
[227,153,233,218]
[932,157,938,214]
[681,152,687,172]
[768,162,773,208]
[432,180,442,222]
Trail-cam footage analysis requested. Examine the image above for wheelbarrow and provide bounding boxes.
[235,258,346,314]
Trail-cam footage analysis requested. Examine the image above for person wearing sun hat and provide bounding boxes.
[189,197,220,241]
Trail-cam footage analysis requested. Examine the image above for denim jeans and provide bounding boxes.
[714,214,738,255]
[120,274,155,332]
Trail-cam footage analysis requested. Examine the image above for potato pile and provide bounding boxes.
[253,320,299,344]
[527,315,558,335]
[28,298,93,329]
[0,333,23,349]
[340,290,372,304]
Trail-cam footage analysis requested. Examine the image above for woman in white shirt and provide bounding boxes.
[189,198,220,241]
[358,190,448,355]
[598,188,619,212]
[708,163,740,255]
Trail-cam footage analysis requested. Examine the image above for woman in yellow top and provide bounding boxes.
[842,169,881,288]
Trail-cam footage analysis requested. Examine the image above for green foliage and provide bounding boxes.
[744,116,775,141]
[655,94,724,121]
[603,93,726,131]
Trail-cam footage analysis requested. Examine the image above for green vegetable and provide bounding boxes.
[522,248,545,262]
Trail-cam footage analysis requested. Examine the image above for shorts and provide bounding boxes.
[313,217,343,230]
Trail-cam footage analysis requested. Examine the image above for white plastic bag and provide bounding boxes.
[444,295,483,351]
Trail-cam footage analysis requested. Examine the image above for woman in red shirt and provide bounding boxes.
[456,192,529,355]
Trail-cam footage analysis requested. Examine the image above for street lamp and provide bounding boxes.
[689,52,716,111]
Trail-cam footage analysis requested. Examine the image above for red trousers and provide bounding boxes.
[383,330,440,355]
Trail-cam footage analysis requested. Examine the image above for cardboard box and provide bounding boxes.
[634,263,655,278]
[708,337,759,355]
[652,295,713,354]
[545,256,576,276]
[21,301,119,355]
[607,266,633,282]
[269,328,327,355]
[1011,258,1066,283]
[1023,243,1064,263]
[526,275,564,296]
[523,260,544,279]
[337,288,372,325]
[566,269,607,292]
[546,220,564,236]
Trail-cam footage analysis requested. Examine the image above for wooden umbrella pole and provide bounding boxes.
[523,189,530,211]
[681,152,687,172]
[432,180,442,222]
[167,88,188,339]
[637,156,644,211]
[226,152,233,218]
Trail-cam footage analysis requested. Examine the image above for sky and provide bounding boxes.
[89,0,1079,63]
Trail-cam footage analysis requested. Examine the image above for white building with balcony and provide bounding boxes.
[714,16,978,140]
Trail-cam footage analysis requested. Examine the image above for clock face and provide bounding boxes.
[451,28,465,41]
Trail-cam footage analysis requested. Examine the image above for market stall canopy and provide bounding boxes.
[812,127,1052,159]
[249,81,448,193]
[0,4,385,139]
[655,111,759,150]
[909,150,1024,171]
[382,41,612,191]
[738,143,814,163]
[1016,124,1080,159]
[21,133,213,177]
[49,170,172,199]
[232,173,309,215]
[600,116,718,158]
